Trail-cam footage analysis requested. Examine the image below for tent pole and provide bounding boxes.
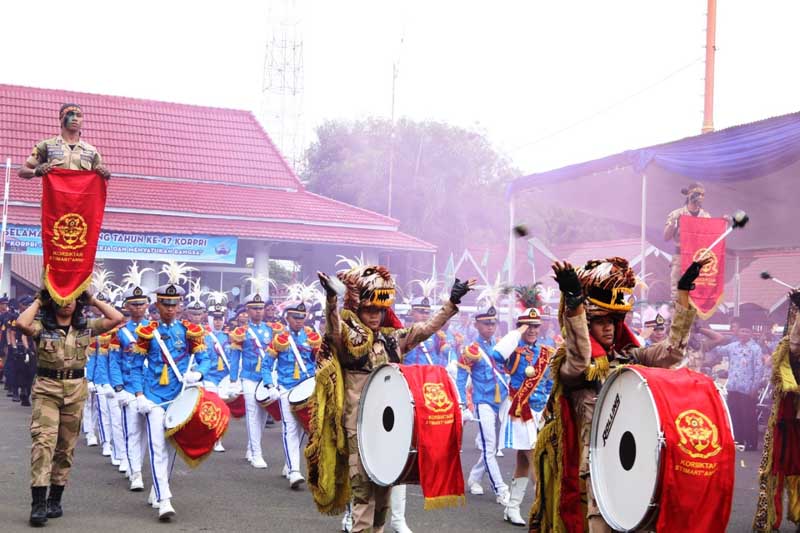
[734,254,741,317]
[507,198,516,328]
[640,173,647,301]
[702,0,718,133]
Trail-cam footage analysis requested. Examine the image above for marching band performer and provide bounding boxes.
[753,288,800,532]
[312,261,472,533]
[16,290,123,526]
[529,256,708,533]
[457,304,510,506]
[492,308,553,526]
[130,262,210,521]
[109,263,152,493]
[402,296,447,367]
[264,300,318,489]
[228,279,283,469]
[204,302,231,453]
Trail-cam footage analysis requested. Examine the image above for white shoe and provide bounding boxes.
[86,434,98,447]
[504,478,528,526]
[282,464,289,478]
[118,461,128,473]
[213,441,225,452]
[245,449,253,462]
[111,457,121,467]
[250,456,267,469]
[469,482,484,495]
[341,505,353,532]
[390,485,413,533]
[129,471,144,492]
[288,471,305,490]
[158,499,176,521]
[102,442,112,456]
[496,449,504,457]
[496,487,510,506]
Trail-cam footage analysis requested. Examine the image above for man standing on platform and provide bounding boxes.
[663,182,711,300]
[18,103,110,180]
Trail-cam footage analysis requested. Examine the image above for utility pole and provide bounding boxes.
[387,61,398,217]
[702,0,717,134]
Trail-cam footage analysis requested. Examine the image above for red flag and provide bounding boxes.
[679,216,727,318]
[635,366,735,533]
[398,365,465,509]
[41,168,107,304]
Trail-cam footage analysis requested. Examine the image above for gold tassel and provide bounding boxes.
[217,356,224,371]
[159,364,169,385]
[787,476,800,523]
[494,382,501,404]
[256,356,262,373]
[294,361,300,380]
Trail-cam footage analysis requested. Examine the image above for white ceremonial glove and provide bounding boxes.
[266,385,281,403]
[116,390,130,407]
[87,381,97,394]
[446,360,458,376]
[228,379,243,396]
[184,370,203,385]
[136,395,155,415]
[461,407,474,423]
[102,384,116,398]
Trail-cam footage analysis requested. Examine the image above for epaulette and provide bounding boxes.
[307,330,322,349]
[304,325,315,335]
[229,326,246,343]
[135,321,158,340]
[272,332,290,352]
[182,320,205,338]
[461,342,481,364]
[270,322,285,334]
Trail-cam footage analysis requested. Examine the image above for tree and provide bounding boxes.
[303,118,519,256]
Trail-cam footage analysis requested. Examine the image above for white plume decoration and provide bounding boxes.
[121,260,153,290]
[410,277,438,299]
[475,274,505,307]
[91,266,118,297]
[245,275,276,295]
[284,281,323,305]
[159,260,197,285]
[207,291,228,306]
[335,253,366,271]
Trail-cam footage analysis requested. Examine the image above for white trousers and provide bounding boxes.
[83,391,98,435]
[145,406,177,502]
[96,393,112,445]
[122,401,148,474]
[242,379,266,459]
[468,403,508,495]
[107,395,126,463]
[277,387,305,474]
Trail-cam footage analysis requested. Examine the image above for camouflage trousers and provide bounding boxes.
[347,433,392,533]
[30,376,87,487]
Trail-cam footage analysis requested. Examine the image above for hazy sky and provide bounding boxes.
[2,0,798,175]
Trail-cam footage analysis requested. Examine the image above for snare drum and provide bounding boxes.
[357,364,419,486]
[254,379,282,422]
[165,387,231,466]
[589,366,734,531]
[287,377,316,432]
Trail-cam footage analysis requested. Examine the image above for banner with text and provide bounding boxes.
[5,224,237,264]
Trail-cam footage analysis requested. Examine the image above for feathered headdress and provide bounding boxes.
[576,257,637,317]
[122,260,153,291]
[514,282,545,312]
[187,278,204,305]
[159,260,197,287]
[91,266,118,301]
[475,274,505,308]
[285,280,323,307]
[335,253,366,271]
[410,277,438,299]
[207,290,228,307]
[245,275,276,295]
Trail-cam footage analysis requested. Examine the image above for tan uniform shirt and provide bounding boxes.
[665,205,711,247]
[27,135,103,171]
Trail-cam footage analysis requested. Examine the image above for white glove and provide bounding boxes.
[87,381,97,394]
[265,385,281,403]
[461,407,474,423]
[115,390,130,407]
[184,370,203,385]
[446,360,458,376]
[228,379,243,396]
[102,384,116,398]
[136,395,155,415]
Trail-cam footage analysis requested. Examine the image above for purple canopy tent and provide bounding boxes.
[505,111,800,313]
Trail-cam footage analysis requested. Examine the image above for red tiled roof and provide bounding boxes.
[724,249,800,310]
[11,254,40,289]
[0,84,432,252]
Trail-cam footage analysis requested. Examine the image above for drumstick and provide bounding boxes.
[179,352,196,396]
[760,271,796,290]
[696,210,749,261]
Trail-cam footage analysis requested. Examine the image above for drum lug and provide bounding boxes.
[657,431,666,452]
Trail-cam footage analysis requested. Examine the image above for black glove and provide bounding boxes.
[678,261,704,291]
[317,271,336,298]
[38,289,52,305]
[554,267,584,310]
[34,162,51,177]
[790,290,800,309]
[77,292,92,306]
[449,278,471,305]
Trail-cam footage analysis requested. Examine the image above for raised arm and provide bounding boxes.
[790,291,800,357]
[551,261,593,386]
[89,294,126,334]
[397,279,473,354]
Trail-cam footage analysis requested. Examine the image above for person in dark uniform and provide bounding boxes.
[10,296,38,407]
[1,295,17,400]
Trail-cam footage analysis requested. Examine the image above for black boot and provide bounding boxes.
[46,484,64,518]
[29,486,48,526]
[21,388,31,407]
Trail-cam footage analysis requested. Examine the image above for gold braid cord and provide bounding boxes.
[305,336,350,515]
[753,338,800,532]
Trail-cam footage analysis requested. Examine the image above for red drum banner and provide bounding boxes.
[637,366,735,533]
[399,365,465,509]
[680,216,727,318]
[41,168,107,304]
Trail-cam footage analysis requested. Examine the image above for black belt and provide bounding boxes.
[37,367,84,380]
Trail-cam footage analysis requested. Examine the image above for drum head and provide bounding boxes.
[164,387,201,430]
[288,377,316,405]
[358,365,415,486]
[590,368,662,531]
[254,380,271,403]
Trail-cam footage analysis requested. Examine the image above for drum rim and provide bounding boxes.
[164,386,203,432]
[254,379,278,406]
[357,363,415,487]
[589,366,664,532]
[288,376,316,405]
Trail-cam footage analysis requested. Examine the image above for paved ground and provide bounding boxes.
[0,394,793,532]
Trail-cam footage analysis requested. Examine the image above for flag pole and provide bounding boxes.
[0,158,11,292]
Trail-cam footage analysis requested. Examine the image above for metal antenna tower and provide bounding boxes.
[261,0,304,172]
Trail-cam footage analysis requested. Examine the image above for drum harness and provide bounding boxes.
[209,332,231,371]
[287,333,311,379]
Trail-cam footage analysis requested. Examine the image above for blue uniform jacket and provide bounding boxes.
[263,326,317,389]
[228,321,280,382]
[457,336,508,412]
[109,320,148,392]
[205,329,230,385]
[131,320,210,404]
[403,335,446,367]
[504,341,553,412]
[91,335,111,386]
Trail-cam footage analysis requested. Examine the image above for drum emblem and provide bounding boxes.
[423,382,453,413]
[199,401,222,430]
[675,409,721,459]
